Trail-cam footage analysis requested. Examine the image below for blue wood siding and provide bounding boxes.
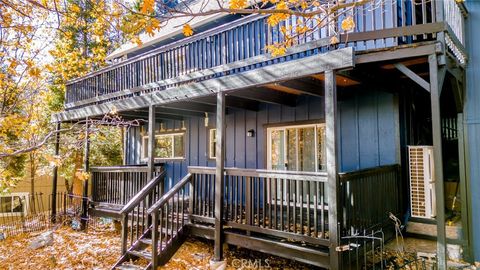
[465,0,480,261]
[125,90,400,187]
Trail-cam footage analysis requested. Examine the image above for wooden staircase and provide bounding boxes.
[111,173,193,270]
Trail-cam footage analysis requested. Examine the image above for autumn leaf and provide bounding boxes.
[141,0,155,14]
[341,16,355,32]
[183,24,194,37]
[330,35,339,45]
[229,0,248,9]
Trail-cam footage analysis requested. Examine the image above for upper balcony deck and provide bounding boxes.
[62,0,467,116]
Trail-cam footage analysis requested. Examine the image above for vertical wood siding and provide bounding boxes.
[465,0,480,261]
[125,91,399,186]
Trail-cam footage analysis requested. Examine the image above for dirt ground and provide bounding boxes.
[0,223,317,270]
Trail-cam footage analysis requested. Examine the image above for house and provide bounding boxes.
[51,0,470,269]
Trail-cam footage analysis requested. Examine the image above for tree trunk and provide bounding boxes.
[29,152,36,214]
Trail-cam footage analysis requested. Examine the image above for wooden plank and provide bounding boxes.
[214,92,226,261]
[429,54,447,269]
[325,69,339,269]
[394,63,430,92]
[54,48,354,122]
[356,42,441,64]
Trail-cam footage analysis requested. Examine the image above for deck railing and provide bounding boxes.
[62,0,466,108]
[338,164,402,234]
[188,166,329,246]
[90,165,163,206]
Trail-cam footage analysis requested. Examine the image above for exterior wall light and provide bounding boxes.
[247,129,255,137]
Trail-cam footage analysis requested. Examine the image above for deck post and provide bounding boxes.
[429,53,447,269]
[325,70,340,269]
[50,122,61,223]
[147,105,156,226]
[81,118,90,229]
[214,91,226,261]
[147,105,156,181]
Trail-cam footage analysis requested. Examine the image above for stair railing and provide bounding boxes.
[119,170,166,254]
[147,173,192,269]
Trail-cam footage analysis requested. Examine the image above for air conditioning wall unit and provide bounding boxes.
[408,146,436,219]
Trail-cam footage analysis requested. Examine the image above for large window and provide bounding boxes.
[0,193,29,217]
[267,124,326,172]
[142,133,185,160]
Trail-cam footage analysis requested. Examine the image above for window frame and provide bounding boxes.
[141,132,186,161]
[0,192,29,217]
[266,123,326,172]
[208,128,217,160]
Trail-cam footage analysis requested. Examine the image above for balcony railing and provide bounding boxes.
[65,0,466,108]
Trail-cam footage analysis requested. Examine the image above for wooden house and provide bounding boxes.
[51,0,470,268]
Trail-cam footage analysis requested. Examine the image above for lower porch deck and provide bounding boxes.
[88,164,402,269]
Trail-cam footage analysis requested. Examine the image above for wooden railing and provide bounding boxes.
[91,165,163,206]
[147,173,192,268]
[63,0,464,108]
[338,164,402,234]
[188,166,329,246]
[119,170,167,254]
[443,0,468,64]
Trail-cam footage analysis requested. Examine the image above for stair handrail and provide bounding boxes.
[147,173,192,215]
[147,173,192,269]
[119,169,166,254]
[120,170,166,214]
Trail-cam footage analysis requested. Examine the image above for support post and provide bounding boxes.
[429,54,447,269]
[325,70,340,269]
[50,122,61,223]
[81,119,90,229]
[147,105,156,227]
[147,105,156,181]
[214,92,226,261]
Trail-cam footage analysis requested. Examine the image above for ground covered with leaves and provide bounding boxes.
[0,223,316,270]
[0,224,121,269]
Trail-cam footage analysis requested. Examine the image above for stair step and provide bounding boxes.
[127,250,152,261]
[139,238,152,245]
[115,263,145,270]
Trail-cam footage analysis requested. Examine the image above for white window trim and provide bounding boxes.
[267,123,325,172]
[0,192,29,217]
[141,132,185,161]
[209,128,216,159]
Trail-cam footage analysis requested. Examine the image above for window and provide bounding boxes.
[142,133,185,160]
[209,129,217,159]
[267,124,326,172]
[0,193,29,217]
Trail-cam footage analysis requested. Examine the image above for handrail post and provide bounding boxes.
[151,210,159,269]
[121,213,128,254]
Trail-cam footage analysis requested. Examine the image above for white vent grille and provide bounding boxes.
[408,146,436,219]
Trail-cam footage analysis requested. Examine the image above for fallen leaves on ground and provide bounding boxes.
[0,223,121,270]
[0,223,318,270]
